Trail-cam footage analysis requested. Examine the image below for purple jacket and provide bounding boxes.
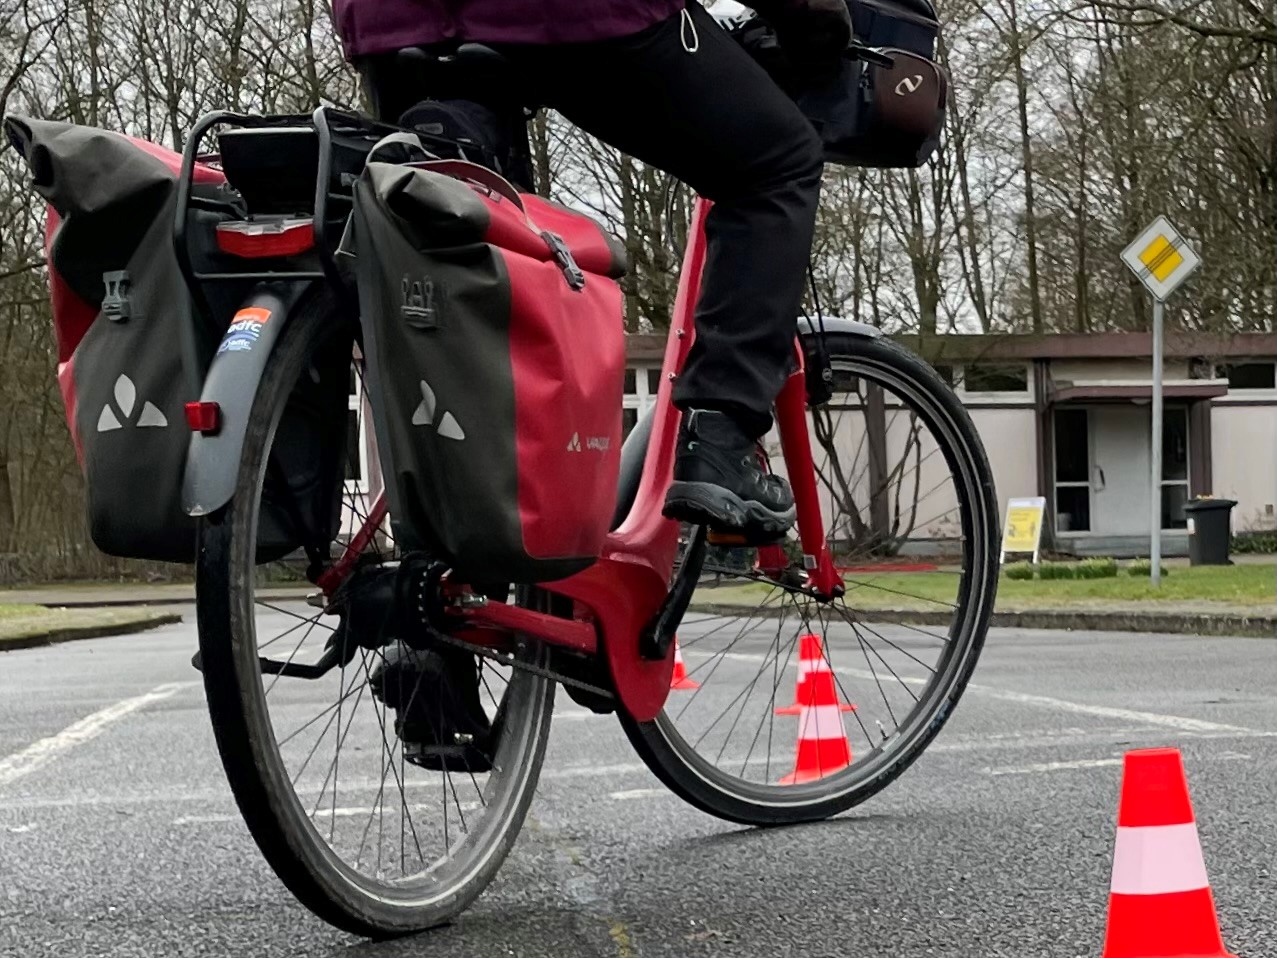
[332,0,691,57]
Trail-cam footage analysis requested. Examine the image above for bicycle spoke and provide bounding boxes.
[278,679,370,750]
[697,601,796,755]
[737,599,802,776]
[256,600,336,633]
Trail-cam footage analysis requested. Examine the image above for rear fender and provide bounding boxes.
[181,283,309,517]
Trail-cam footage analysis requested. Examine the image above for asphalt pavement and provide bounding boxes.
[2,609,1276,958]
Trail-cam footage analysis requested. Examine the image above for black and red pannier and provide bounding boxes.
[3,118,224,561]
[5,116,349,563]
[349,159,627,583]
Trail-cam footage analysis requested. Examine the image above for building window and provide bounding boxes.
[345,408,362,482]
[346,358,370,491]
[623,363,662,440]
[964,363,1029,393]
[1216,362,1276,390]
[932,363,1030,395]
[1053,408,1090,532]
[1160,407,1190,529]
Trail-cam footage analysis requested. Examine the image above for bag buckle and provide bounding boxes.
[541,231,586,291]
[102,270,132,322]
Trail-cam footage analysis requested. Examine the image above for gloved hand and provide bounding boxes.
[749,0,854,69]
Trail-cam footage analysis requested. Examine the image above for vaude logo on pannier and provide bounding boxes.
[411,378,465,441]
[96,374,167,432]
[566,432,610,453]
[401,276,437,326]
[895,75,925,96]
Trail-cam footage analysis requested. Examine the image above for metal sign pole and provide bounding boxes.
[1150,298,1164,587]
[1120,215,1199,589]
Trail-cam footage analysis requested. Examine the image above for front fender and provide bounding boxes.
[797,316,882,340]
[181,284,308,517]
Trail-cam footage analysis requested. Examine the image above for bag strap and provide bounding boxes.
[415,158,527,213]
[366,131,433,165]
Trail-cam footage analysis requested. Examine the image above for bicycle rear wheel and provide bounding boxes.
[196,294,555,937]
[621,333,999,826]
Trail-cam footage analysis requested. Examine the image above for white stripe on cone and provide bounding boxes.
[798,705,848,741]
[797,656,830,679]
[1110,823,1211,896]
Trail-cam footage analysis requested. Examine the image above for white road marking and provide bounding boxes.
[961,684,1256,736]
[984,758,1124,776]
[0,682,196,791]
[173,800,482,827]
[699,650,1262,738]
[553,710,597,721]
[984,751,1251,777]
[608,788,670,802]
[172,786,667,827]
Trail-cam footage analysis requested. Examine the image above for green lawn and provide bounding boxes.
[0,603,50,619]
[695,562,1276,612]
[0,604,180,647]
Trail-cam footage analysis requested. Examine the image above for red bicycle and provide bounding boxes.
[189,107,999,937]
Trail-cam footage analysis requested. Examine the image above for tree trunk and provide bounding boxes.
[1008,0,1044,333]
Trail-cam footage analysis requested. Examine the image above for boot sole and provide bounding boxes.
[662,481,797,541]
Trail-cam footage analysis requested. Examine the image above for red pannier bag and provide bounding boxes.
[350,159,628,583]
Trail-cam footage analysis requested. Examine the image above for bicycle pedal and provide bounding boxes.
[404,740,494,774]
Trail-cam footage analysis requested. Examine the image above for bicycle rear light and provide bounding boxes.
[215,218,315,259]
[184,401,221,434]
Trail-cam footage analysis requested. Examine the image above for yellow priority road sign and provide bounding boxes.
[1121,216,1201,302]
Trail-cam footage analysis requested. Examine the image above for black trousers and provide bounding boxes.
[360,4,824,438]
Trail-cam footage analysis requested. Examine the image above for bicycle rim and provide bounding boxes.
[623,336,998,824]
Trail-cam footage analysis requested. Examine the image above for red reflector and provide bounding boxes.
[215,218,315,258]
[185,401,221,434]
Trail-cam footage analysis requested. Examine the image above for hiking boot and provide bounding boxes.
[662,409,796,540]
[370,643,495,773]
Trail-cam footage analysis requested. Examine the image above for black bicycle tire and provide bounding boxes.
[618,333,1000,826]
[196,292,556,937]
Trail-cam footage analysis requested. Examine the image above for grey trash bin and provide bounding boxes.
[1183,498,1237,566]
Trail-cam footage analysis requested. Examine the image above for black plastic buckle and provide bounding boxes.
[847,42,896,68]
[541,231,586,291]
[102,270,132,322]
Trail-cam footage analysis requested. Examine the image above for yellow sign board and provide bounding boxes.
[1001,497,1047,563]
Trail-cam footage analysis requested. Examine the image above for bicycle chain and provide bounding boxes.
[401,562,616,702]
[426,625,616,702]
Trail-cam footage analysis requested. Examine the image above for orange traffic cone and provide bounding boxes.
[669,637,700,691]
[1101,748,1237,958]
[778,670,853,785]
[775,633,855,716]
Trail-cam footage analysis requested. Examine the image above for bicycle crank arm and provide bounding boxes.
[190,646,343,680]
[639,525,708,661]
[189,621,358,680]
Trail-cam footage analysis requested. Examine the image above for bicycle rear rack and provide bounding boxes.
[171,106,455,397]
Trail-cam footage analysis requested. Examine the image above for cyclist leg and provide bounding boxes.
[499,4,823,535]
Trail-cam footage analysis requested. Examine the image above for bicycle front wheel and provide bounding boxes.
[622,333,999,826]
[196,294,555,937]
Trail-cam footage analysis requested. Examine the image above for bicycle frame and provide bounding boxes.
[326,196,845,722]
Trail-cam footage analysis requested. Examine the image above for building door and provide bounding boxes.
[1091,406,1152,536]
[1054,408,1091,533]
